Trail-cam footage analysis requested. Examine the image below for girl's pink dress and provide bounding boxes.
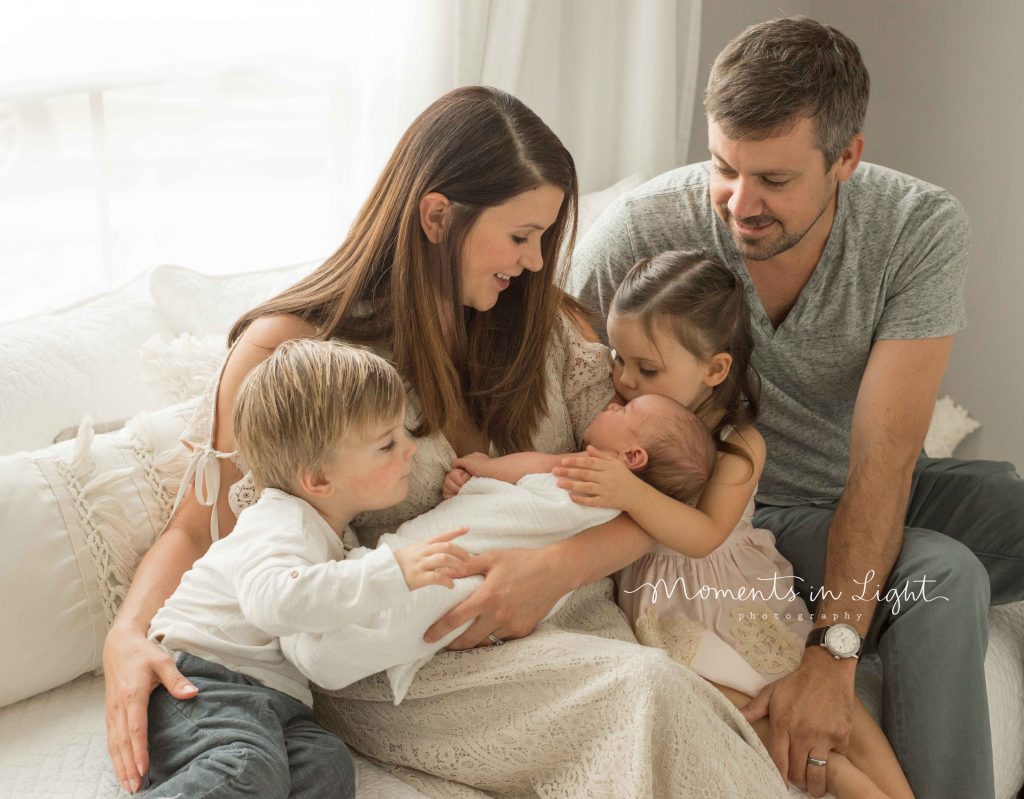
[616,489,813,697]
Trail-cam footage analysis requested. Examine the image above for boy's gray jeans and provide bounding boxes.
[146,652,356,799]
[754,455,1024,799]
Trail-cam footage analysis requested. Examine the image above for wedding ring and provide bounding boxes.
[807,755,828,767]
[487,633,505,646]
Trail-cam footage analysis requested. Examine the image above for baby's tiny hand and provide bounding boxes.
[452,452,490,475]
[394,527,472,590]
[442,467,472,499]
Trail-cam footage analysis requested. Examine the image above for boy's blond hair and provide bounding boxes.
[233,339,406,492]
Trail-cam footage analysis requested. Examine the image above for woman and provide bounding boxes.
[103,86,786,798]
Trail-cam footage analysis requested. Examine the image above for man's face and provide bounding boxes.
[707,115,838,262]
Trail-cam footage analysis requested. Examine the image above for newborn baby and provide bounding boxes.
[285,394,716,703]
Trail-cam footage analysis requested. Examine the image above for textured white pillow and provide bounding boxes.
[925,395,980,458]
[141,333,228,403]
[0,272,176,456]
[150,261,318,336]
[578,173,644,239]
[0,400,196,708]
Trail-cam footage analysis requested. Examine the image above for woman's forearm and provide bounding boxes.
[546,514,654,591]
[110,525,209,636]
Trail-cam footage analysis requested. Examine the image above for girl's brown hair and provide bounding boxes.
[229,86,581,454]
[611,250,761,466]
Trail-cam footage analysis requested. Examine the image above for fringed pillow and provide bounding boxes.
[0,399,196,708]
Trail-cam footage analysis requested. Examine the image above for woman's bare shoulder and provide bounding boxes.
[239,312,318,350]
[213,313,317,450]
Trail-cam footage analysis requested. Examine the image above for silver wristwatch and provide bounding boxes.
[805,623,863,659]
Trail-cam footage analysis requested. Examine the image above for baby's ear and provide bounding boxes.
[622,446,649,471]
[703,352,733,388]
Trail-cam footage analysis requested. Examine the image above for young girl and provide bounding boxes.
[554,250,914,799]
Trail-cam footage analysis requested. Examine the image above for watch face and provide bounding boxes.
[825,624,860,657]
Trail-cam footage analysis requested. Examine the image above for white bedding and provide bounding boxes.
[2,603,1021,798]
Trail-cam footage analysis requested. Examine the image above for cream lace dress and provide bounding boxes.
[171,314,787,799]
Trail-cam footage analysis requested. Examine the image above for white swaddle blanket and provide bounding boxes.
[282,473,619,703]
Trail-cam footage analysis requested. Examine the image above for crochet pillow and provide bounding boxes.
[0,399,196,708]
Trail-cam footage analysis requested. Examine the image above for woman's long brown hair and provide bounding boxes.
[228,86,581,454]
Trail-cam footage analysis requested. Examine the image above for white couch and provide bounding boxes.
[2,179,1022,799]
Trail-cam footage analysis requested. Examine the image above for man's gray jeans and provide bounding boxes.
[754,455,1024,799]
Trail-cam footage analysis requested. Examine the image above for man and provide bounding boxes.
[570,16,1024,799]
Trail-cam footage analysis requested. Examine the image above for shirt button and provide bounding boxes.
[289,569,300,579]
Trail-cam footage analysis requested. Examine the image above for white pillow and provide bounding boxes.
[925,395,980,458]
[0,271,177,455]
[0,399,196,708]
[578,173,644,239]
[141,333,228,403]
[150,261,319,337]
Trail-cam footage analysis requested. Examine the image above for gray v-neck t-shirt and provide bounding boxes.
[569,161,970,506]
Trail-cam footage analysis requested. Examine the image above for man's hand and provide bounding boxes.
[393,527,472,590]
[103,627,199,793]
[442,467,472,499]
[423,547,564,648]
[741,649,857,797]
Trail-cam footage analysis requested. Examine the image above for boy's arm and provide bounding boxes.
[234,531,411,634]
[455,451,566,484]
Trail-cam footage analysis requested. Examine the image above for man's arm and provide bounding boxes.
[744,335,953,792]
[815,336,953,641]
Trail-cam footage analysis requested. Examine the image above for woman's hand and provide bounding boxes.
[423,547,565,649]
[552,445,644,511]
[442,467,472,499]
[103,626,199,793]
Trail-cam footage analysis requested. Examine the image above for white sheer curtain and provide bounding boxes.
[0,0,701,323]
[452,0,703,192]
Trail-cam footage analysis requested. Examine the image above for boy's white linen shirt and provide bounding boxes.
[148,488,411,705]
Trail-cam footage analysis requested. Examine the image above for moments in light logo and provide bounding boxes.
[623,569,949,616]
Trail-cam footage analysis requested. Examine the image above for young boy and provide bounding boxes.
[145,339,471,799]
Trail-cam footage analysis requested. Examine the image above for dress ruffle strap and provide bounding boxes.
[172,443,238,542]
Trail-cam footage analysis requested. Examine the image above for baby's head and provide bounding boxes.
[583,394,717,504]
[233,339,413,512]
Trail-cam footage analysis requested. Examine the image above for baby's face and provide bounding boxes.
[583,394,672,453]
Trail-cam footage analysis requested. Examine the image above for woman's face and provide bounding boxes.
[459,183,565,312]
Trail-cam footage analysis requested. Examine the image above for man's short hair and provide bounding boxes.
[704,16,870,166]
[233,339,405,492]
[637,402,717,505]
